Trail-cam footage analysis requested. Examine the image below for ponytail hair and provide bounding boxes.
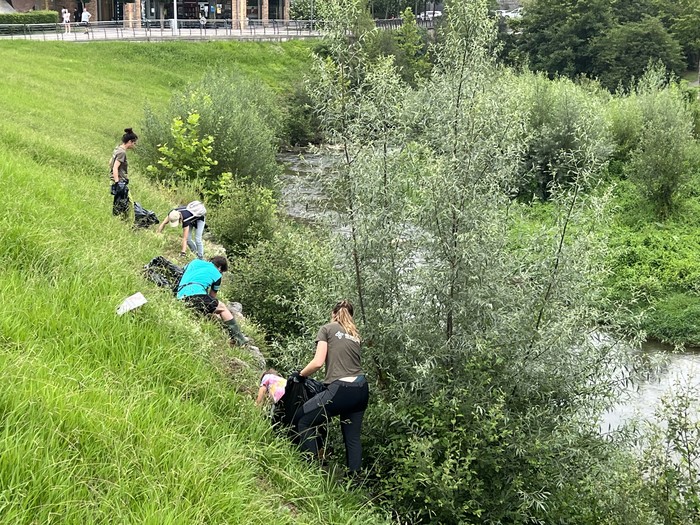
[331,300,360,341]
[121,128,138,144]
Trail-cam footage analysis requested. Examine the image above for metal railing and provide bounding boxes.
[0,18,438,42]
[0,19,324,41]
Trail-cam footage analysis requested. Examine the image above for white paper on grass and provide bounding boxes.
[116,292,148,316]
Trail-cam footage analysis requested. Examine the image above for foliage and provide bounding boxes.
[626,70,700,219]
[644,293,700,346]
[517,0,614,79]
[280,82,324,147]
[516,72,613,201]
[660,0,700,71]
[593,18,685,91]
[206,178,279,257]
[226,225,335,342]
[391,8,431,84]
[140,70,282,190]
[0,11,59,24]
[639,383,700,523]
[302,0,650,522]
[514,0,691,90]
[362,9,431,86]
[145,112,218,190]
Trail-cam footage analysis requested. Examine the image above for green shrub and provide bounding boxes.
[145,112,218,190]
[140,69,282,190]
[226,225,334,341]
[0,11,59,25]
[206,178,278,257]
[279,82,323,147]
[645,293,700,346]
[625,68,700,219]
[516,72,613,201]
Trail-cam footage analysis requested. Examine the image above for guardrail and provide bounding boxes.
[0,19,323,41]
[0,18,437,41]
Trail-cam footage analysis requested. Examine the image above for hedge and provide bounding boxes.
[0,11,59,25]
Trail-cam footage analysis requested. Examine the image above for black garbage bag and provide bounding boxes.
[134,202,159,228]
[143,256,184,295]
[275,374,326,444]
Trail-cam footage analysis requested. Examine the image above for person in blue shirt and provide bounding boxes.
[177,256,246,345]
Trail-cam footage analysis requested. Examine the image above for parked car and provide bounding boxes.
[418,10,442,21]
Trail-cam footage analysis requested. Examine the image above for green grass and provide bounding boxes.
[0,41,386,524]
[682,69,699,83]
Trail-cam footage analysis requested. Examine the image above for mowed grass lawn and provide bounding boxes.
[0,41,386,524]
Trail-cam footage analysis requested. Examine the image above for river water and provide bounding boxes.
[277,150,700,431]
[601,340,700,432]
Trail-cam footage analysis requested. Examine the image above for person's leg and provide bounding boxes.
[194,219,205,258]
[186,227,196,254]
[336,381,369,472]
[340,409,365,472]
[215,302,247,345]
[296,388,335,459]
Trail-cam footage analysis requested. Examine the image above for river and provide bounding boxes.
[277,150,700,432]
[601,340,700,432]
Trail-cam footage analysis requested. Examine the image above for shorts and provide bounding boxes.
[183,294,219,315]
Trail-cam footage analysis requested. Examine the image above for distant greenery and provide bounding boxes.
[511,0,698,90]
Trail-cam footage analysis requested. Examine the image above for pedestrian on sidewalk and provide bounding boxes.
[81,7,92,30]
[61,7,71,33]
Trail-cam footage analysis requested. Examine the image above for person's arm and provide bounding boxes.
[180,225,190,254]
[156,215,169,234]
[300,340,327,377]
[209,277,221,299]
[255,385,266,406]
[112,159,121,183]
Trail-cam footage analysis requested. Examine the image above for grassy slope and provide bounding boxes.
[0,41,385,524]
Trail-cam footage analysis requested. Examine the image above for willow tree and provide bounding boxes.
[303,1,650,522]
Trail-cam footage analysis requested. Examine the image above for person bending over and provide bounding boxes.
[176,255,246,345]
[157,201,206,259]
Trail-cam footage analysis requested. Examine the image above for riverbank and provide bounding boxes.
[0,40,386,524]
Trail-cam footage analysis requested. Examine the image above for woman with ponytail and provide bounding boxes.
[296,300,369,474]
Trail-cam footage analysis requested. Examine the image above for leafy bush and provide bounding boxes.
[593,18,685,92]
[279,82,323,147]
[0,11,59,24]
[206,178,278,257]
[644,293,700,346]
[626,70,700,219]
[226,225,334,341]
[640,383,700,524]
[145,112,218,189]
[516,72,613,201]
[140,70,282,190]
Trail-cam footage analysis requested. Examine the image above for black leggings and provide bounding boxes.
[296,378,369,472]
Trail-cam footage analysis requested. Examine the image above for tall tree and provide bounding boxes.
[592,16,685,91]
[518,0,614,78]
[305,0,647,522]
